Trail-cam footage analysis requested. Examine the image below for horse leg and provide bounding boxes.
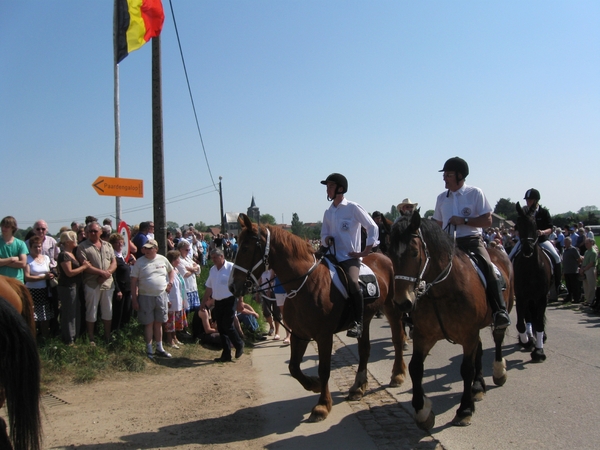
[452,336,479,427]
[410,336,436,430]
[471,337,486,401]
[348,317,370,400]
[492,327,508,386]
[308,335,334,422]
[288,336,320,393]
[384,301,407,387]
[531,294,548,363]
[515,296,534,349]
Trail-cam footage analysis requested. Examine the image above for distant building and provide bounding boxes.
[247,196,260,223]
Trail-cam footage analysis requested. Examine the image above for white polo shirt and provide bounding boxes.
[205,260,235,300]
[433,183,492,238]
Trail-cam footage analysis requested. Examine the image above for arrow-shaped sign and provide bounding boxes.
[92,176,144,198]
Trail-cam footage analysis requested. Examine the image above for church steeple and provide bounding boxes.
[247,196,260,222]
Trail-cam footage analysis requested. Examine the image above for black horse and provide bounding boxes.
[513,202,552,362]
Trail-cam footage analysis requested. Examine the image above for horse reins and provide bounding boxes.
[394,227,456,344]
[394,228,454,301]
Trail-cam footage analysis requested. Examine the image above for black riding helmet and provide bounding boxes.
[320,173,348,199]
[524,188,541,201]
[439,157,469,181]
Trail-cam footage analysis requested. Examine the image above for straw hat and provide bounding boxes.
[397,198,418,212]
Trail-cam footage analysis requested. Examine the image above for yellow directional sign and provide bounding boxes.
[92,176,143,198]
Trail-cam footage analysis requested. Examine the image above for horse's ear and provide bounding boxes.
[238,213,253,231]
[409,208,421,232]
[516,202,524,217]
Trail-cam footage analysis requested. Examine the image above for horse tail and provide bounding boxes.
[0,296,42,450]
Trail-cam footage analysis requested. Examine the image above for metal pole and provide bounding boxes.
[219,176,225,234]
[152,36,167,255]
[113,0,122,224]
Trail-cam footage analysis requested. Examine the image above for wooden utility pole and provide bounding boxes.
[152,36,167,255]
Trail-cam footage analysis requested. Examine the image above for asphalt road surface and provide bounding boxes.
[336,301,600,449]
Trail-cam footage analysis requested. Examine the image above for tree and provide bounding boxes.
[260,214,277,225]
[194,221,207,231]
[385,204,399,222]
[494,198,517,221]
[424,210,434,219]
[291,213,305,237]
[166,221,179,233]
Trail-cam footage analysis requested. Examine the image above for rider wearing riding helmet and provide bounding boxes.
[318,173,379,339]
[433,157,511,330]
[509,188,562,296]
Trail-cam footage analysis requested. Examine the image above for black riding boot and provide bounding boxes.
[553,262,562,294]
[346,290,364,338]
[487,273,511,330]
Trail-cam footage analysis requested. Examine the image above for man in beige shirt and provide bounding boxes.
[77,221,116,345]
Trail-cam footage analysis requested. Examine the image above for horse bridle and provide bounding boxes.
[232,227,320,299]
[394,228,454,301]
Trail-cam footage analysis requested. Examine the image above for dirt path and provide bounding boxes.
[38,349,266,449]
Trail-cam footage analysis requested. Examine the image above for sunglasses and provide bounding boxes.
[88,230,99,234]
[36,228,47,231]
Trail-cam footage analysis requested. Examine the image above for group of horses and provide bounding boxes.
[0,204,549,447]
[230,205,551,430]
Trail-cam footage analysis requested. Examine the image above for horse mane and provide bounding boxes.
[391,213,455,257]
[263,224,315,260]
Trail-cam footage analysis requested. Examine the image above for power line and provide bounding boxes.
[168,0,218,190]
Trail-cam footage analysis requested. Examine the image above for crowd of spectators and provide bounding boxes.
[0,215,263,359]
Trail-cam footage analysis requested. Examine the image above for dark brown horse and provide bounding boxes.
[229,214,406,422]
[389,211,514,429]
[0,290,42,450]
[513,202,552,362]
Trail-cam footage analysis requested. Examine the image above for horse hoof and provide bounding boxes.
[531,348,546,363]
[308,405,329,422]
[416,411,435,430]
[472,391,485,402]
[493,359,508,386]
[452,413,472,427]
[389,375,405,388]
[493,374,508,386]
[347,390,364,401]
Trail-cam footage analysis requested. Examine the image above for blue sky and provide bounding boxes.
[1,1,599,234]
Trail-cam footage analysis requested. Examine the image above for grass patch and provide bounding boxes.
[40,259,266,391]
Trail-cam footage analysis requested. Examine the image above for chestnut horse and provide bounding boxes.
[0,275,35,335]
[0,292,42,450]
[513,202,552,362]
[389,211,514,429]
[229,214,406,422]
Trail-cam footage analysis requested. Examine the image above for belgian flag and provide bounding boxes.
[115,0,165,63]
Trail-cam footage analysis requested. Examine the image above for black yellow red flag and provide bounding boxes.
[115,0,164,63]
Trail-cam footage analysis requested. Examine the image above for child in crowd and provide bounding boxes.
[165,251,187,348]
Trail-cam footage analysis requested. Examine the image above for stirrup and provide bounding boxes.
[493,311,511,330]
[346,322,363,338]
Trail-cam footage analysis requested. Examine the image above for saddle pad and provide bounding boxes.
[468,258,505,290]
[323,258,380,300]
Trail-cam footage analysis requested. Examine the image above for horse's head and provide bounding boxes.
[515,201,538,257]
[228,213,269,297]
[388,210,423,312]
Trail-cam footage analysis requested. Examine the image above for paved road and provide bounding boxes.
[253,301,600,449]
[336,301,600,449]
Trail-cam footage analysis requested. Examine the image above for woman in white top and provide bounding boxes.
[24,235,55,338]
[176,240,201,313]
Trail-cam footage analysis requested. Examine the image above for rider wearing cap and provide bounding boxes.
[433,157,511,330]
[509,188,562,296]
[319,173,379,338]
